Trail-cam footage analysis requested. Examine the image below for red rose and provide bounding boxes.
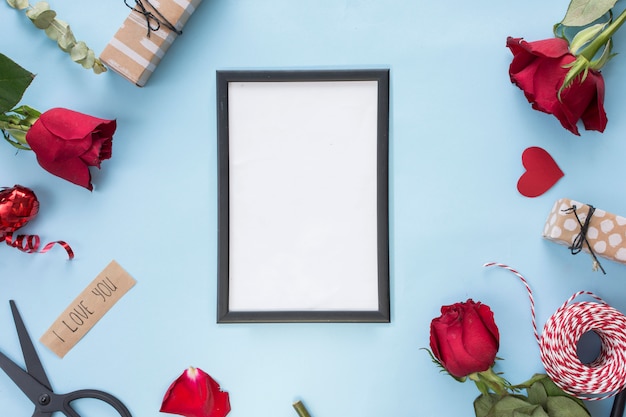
[25,107,116,190]
[429,299,499,378]
[160,367,231,417]
[506,36,607,135]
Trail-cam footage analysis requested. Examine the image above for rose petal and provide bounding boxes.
[27,122,91,161]
[35,153,93,190]
[160,367,231,417]
[37,107,115,141]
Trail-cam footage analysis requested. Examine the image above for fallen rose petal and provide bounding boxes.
[160,367,230,417]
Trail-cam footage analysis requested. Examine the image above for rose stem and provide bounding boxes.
[293,400,312,417]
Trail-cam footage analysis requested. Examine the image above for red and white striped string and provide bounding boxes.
[484,262,626,401]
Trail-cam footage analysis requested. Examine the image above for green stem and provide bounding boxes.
[293,400,312,417]
[0,120,29,133]
[580,8,626,61]
[0,120,31,149]
[470,368,510,396]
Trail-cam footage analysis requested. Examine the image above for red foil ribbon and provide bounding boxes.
[0,185,74,259]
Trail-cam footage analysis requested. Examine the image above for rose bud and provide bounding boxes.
[160,367,231,417]
[429,299,499,378]
[0,185,39,235]
[506,36,607,135]
[25,107,116,191]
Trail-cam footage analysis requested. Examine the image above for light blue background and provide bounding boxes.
[1,1,626,416]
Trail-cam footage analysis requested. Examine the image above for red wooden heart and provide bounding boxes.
[517,147,564,197]
[0,185,39,234]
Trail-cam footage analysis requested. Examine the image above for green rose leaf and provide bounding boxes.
[512,404,549,417]
[537,376,587,410]
[561,0,617,27]
[546,396,591,417]
[474,393,501,417]
[488,395,533,417]
[527,382,548,408]
[0,53,35,114]
[6,0,29,9]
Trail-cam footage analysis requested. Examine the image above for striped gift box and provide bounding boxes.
[100,0,202,86]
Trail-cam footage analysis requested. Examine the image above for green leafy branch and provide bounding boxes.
[6,0,106,74]
[0,53,39,150]
[474,374,591,417]
[551,0,626,99]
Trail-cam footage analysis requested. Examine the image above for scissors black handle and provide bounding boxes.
[610,390,626,417]
[36,389,132,417]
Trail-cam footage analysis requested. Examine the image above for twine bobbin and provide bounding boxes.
[484,262,626,401]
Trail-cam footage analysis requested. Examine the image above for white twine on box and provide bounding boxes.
[484,262,626,401]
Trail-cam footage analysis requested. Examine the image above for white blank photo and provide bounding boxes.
[228,80,380,312]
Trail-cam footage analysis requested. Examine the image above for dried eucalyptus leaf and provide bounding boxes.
[29,9,57,29]
[78,49,95,68]
[57,30,76,52]
[44,18,68,41]
[27,0,49,12]
[25,1,51,19]
[44,25,59,41]
[92,60,107,74]
[6,0,29,10]
[70,41,88,62]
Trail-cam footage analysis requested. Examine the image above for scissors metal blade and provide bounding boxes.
[9,300,52,391]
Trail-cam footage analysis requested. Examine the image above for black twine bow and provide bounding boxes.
[562,204,606,275]
[124,0,183,38]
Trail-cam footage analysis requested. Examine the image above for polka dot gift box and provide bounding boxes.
[543,198,626,268]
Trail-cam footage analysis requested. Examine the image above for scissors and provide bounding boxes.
[611,390,626,417]
[0,300,132,416]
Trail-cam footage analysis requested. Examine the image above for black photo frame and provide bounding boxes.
[217,69,390,323]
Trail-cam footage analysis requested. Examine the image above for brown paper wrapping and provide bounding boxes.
[99,0,202,86]
[40,260,136,358]
[542,198,626,266]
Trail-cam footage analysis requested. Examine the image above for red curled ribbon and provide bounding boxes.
[0,185,74,260]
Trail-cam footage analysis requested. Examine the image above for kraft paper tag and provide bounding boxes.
[40,260,136,358]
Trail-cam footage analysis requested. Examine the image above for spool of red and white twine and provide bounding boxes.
[484,262,626,401]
